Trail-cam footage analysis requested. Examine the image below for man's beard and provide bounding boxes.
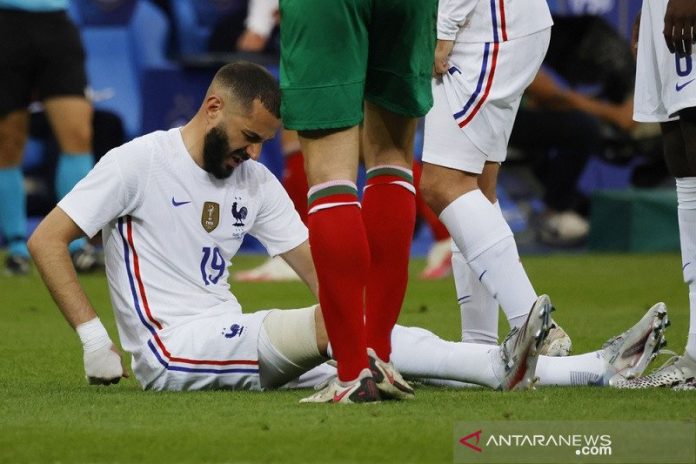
[202,125,249,179]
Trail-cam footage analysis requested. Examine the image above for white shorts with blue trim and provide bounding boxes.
[135,306,270,391]
[423,29,550,174]
[634,0,696,122]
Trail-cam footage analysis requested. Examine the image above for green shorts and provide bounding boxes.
[279,0,436,130]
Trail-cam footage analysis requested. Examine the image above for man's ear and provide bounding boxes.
[205,94,224,122]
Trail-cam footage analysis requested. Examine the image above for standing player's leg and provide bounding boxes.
[615,117,696,388]
[614,0,696,388]
[279,0,377,398]
[675,109,696,365]
[44,97,98,271]
[452,162,500,345]
[300,127,373,385]
[0,9,33,275]
[413,160,455,280]
[44,97,93,204]
[39,12,97,270]
[361,102,417,362]
[451,162,572,353]
[0,110,30,274]
[355,0,436,399]
[421,158,538,330]
[361,104,419,399]
[422,31,562,341]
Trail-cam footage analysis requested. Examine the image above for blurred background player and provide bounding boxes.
[613,0,696,389]
[0,0,97,275]
[279,0,437,402]
[511,13,641,246]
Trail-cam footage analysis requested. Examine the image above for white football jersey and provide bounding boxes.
[438,0,553,43]
[59,128,307,356]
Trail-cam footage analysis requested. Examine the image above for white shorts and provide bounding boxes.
[423,29,551,174]
[135,304,323,392]
[634,0,696,122]
[135,307,270,391]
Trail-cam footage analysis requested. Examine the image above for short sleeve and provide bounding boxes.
[248,167,308,256]
[58,141,151,238]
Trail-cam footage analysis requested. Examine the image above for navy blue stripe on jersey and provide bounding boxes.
[490,0,500,43]
[118,217,158,335]
[453,43,491,120]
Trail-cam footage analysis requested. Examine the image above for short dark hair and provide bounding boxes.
[213,61,280,119]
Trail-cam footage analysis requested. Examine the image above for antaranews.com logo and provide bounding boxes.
[459,429,612,457]
[453,421,694,464]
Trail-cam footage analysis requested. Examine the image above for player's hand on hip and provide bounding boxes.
[433,40,455,76]
[663,0,696,55]
[83,343,129,385]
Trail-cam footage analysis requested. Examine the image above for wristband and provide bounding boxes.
[76,317,112,353]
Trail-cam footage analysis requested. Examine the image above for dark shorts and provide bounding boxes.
[279,0,436,130]
[0,9,88,116]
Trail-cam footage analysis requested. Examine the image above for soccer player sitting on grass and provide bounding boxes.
[28,62,669,401]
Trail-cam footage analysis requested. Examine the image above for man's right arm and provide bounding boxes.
[28,207,128,385]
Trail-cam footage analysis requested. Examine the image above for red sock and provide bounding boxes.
[413,161,450,241]
[362,166,416,361]
[283,151,308,225]
[308,182,370,381]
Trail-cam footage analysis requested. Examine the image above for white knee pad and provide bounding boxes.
[258,306,326,389]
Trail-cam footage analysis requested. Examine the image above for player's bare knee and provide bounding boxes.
[0,133,27,167]
[0,113,29,167]
[419,167,447,214]
[478,162,499,203]
[58,124,93,153]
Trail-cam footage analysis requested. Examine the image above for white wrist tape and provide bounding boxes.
[76,317,112,353]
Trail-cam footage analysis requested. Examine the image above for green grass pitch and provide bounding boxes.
[1,253,694,463]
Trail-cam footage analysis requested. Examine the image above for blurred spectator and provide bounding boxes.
[509,14,657,246]
[208,0,279,56]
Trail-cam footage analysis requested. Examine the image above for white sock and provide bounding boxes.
[390,325,501,388]
[535,351,606,386]
[440,190,537,328]
[677,177,696,359]
[452,201,504,343]
[453,246,499,344]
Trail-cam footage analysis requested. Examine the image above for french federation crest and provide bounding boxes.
[201,201,220,232]
[231,201,248,227]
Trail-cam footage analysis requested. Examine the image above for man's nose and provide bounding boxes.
[246,143,262,160]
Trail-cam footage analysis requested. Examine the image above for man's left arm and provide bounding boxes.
[279,240,318,299]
